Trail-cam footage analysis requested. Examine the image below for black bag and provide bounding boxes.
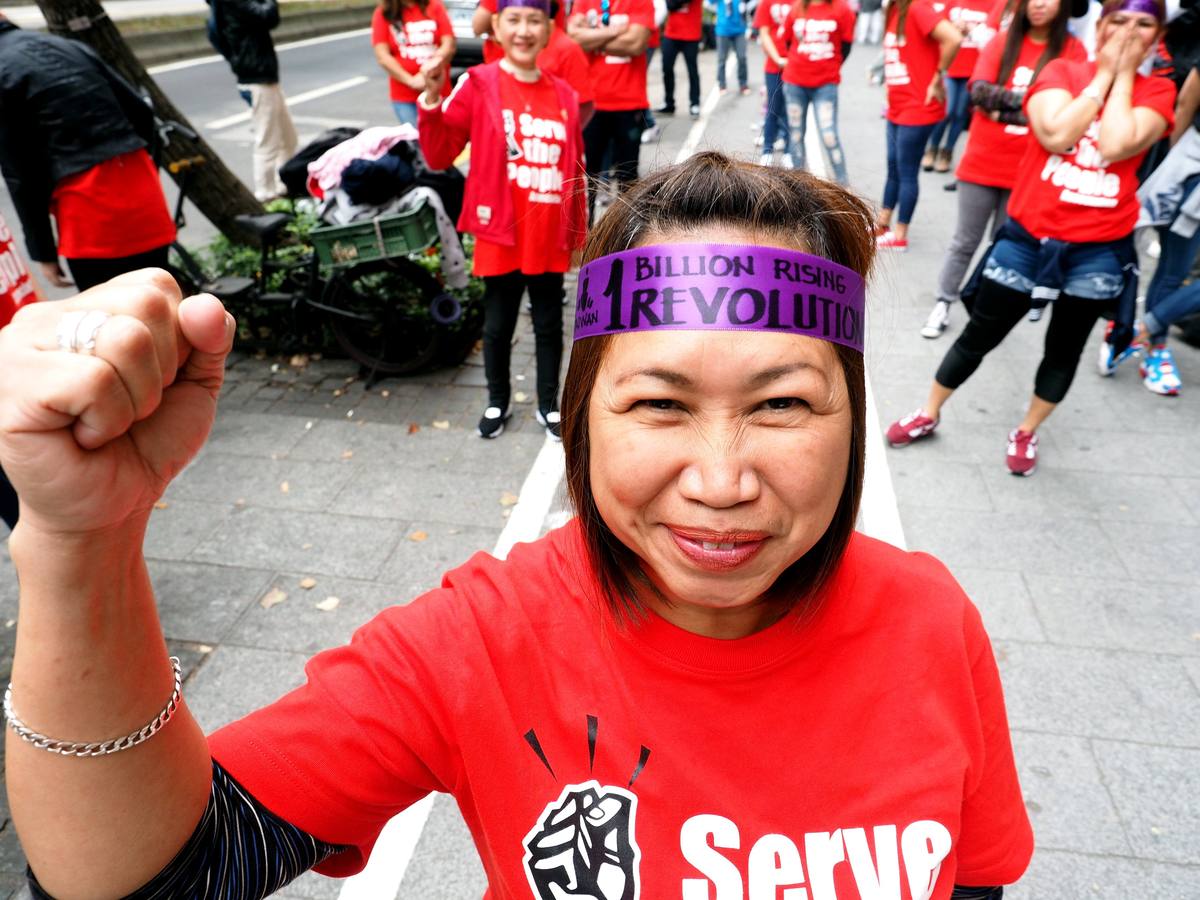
[278,126,361,198]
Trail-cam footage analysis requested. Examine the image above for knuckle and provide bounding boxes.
[103,315,157,360]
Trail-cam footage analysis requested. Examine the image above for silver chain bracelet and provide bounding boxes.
[3,657,183,757]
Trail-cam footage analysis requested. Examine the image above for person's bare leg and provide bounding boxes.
[1015,394,1056,433]
[924,380,954,419]
[892,221,910,242]
[877,208,893,231]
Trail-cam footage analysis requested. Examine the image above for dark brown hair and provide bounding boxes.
[561,152,876,622]
[996,0,1074,87]
[382,0,429,20]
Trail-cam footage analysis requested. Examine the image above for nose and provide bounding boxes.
[676,435,762,510]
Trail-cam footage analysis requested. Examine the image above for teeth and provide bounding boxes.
[701,541,737,551]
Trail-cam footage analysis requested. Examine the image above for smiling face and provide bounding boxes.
[586,326,853,637]
[494,6,551,68]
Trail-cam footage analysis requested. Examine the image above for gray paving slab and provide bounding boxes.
[394,794,486,900]
[1011,849,1200,899]
[149,559,275,646]
[952,567,1047,643]
[329,463,528,528]
[142,499,235,561]
[170,453,358,513]
[1103,520,1200,587]
[184,644,311,735]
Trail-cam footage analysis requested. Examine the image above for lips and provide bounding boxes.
[666,526,769,571]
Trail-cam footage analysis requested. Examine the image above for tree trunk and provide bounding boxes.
[34,0,264,246]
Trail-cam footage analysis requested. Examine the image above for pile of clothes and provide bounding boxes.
[279,125,468,289]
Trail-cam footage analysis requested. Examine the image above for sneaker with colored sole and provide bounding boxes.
[886,410,938,447]
[920,300,951,339]
[536,408,562,441]
[876,230,908,252]
[1005,429,1038,476]
[1097,321,1142,376]
[477,405,510,439]
[1140,345,1182,396]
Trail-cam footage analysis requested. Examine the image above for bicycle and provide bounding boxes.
[154,117,477,382]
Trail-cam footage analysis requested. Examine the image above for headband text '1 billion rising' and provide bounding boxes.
[574,243,866,353]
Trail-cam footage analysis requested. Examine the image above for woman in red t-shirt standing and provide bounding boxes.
[919,0,1084,338]
[418,0,587,440]
[0,209,40,530]
[921,0,997,174]
[875,0,964,250]
[371,0,455,127]
[761,0,856,184]
[887,0,1175,476]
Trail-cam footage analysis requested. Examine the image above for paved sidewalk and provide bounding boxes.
[1,0,351,29]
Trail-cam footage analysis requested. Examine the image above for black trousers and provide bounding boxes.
[0,464,16,530]
[482,271,565,412]
[935,280,1104,405]
[66,244,171,293]
[583,109,645,223]
[661,37,701,109]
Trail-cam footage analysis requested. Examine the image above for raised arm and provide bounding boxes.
[1172,67,1200,144]
[0,272,231,899]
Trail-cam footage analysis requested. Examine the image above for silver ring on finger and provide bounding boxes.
[56,310,110,355]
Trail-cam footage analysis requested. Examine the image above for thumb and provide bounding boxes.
[177,293,235,396]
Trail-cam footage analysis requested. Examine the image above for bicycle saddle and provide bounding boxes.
[234,212,293,243]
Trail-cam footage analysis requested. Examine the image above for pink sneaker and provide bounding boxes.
[1006,429,1038,476]
[876,230,909,252]
[886,409,938,446]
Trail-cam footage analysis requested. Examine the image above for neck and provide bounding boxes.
[1028,23,1051,41]
[500,57,540,81]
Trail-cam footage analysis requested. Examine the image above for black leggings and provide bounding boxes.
[583,109,645,223]
[66,244,171,293]
[482,271,565,412]
[935,280,1105,405]
[0,463,17,530]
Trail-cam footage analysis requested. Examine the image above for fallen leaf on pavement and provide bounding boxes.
[154,501,169,510]
[408,423,421,434]
[432,420,450,430]
[305,421,314,430]
[197,644,213,653]
[332,388,343,397]
[301,542,314,550]
[341,450,354,460]
[280,481,290,494]
[289,354,309,368]
[316,596,341,612]
[514,391,529,403]
[500,491,519,507]
[259,587,288,609]
[381,390,391,398]
[299,577,317,590]
[234,498,246,508]
[409,531,428,542]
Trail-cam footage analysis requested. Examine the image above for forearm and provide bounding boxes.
[602,26,649,57]
[937,38,961,74]
[1096,70,1157,160]
[7,522,212,900]
[1031,74,1113,153]
[759,29,784,67]
[570,23,624,53]
[375,49,414,86]
[1173,70,1199,144]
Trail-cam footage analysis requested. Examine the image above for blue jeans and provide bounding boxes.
[716,33,748,89]
[392,101,418,127]
[882,121,936,224]
[927,76,970,155]
[1144,220,1200,342]
[983,238,1125,300]
[783,82,848,184]
[763,71,790,153]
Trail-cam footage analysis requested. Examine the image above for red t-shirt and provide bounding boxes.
[883,0,948,126]
[1007,59,1176,242]
[574,0,656,110]
[539,25,596,104]
[754,0,793,75]
[780,0,856,88]
[945,0,997,78]
[664,0,704,41]
[472,70,573,276]
[210,524,1034,894]
[955,33,1086,189]
[0,212,39,329]
[49,149,175,260]
[480,0,570,63]
[371,3,454,103]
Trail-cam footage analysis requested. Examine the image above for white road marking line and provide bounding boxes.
[335,794,435,900]
[492,439,567,560]
[205,76,370,130]
[148,28,372,74]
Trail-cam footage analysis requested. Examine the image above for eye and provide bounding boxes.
[760,397,809,411]
[637,398,680,411]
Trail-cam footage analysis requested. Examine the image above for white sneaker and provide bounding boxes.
[780,153,795,170]
[759,152,773,166]
[920,300,951,339]
[640,124,661,144]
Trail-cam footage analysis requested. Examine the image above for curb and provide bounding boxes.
[123,3,376,67]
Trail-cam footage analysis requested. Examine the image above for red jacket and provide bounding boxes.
[419,62,587,251]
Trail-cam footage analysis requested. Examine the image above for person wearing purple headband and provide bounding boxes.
[887,0,1173,476]
[418,0,588,440]
[0,154,1030,899]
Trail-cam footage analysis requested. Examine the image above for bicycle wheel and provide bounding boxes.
[322,257,446,376]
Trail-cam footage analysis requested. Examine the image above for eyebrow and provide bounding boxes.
[615,362,820,389]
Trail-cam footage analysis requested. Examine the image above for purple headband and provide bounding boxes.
[1109,0,1163,20]
[573,243,867,353]
[496,0,552,13]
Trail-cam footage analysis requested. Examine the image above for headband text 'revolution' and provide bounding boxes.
[573,243,866,353]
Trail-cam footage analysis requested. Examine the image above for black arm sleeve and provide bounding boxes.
[951,886,1004,900]
[970,80,1029,125]
[0,94,57,263]
[27,760,349,900]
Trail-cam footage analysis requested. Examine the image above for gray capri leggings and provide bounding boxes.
[936,180,1010,304]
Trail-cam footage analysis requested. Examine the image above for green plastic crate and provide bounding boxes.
[309,199,440,268]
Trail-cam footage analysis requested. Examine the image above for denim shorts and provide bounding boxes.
[983,237,1125,300]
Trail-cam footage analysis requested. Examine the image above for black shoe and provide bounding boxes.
[478,405,510,439]
[943,180,958,192]
[656,104,676,115]
[536,408,562,442]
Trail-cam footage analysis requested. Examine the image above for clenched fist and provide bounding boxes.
[0,269,234,537]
